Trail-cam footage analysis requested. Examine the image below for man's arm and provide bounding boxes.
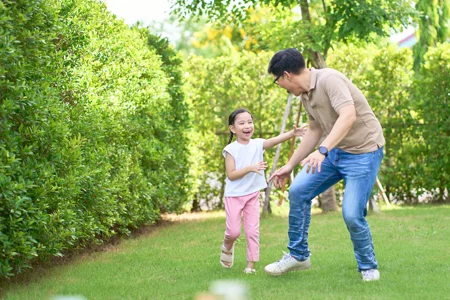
[318,104,356,151]
[301,104,356,173]
[287,120,323,167]
[268,119,322,187]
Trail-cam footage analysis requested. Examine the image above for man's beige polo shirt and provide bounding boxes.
[301,68,385,154]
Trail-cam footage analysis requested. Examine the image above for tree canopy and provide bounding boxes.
[173,0,415,67]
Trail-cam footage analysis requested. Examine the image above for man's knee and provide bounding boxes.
[343,213,364,230]
[289,182,310,206]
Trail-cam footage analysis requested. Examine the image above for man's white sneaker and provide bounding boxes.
[264,252,311,276]
[361,269,380,281]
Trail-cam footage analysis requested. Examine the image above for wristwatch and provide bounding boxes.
[318,146,329,157]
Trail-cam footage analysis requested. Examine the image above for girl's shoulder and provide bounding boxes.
[223,141,238,158]
[251,138,265,148]
[224,139,264,150]
[223,141,237,151]
[252,138,265,143]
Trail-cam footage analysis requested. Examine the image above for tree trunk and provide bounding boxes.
[320,187,338,212]
[278,100,304,206]
[191,198,201,212]
[368,196,379,213]
[308,51,327,69]
[297,0,338,212]
[305,44,338,212]
[263,93,294,215]
[217,172,226,210]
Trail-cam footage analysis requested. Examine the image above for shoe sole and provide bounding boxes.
[264,264,311,276]
[362,277,380,282]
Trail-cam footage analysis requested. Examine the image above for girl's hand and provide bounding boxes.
[293,125,308,137]
[251,161,268,175]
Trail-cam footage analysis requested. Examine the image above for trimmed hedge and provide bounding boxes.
[183,51,300,209]
[328,43,449,203]
[185,44,449,208]
[0,0,189,278]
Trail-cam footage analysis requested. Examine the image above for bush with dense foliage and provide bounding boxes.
[411,43,450,202]
[328,43,449,203]
[185,43,449,208]
[184,51,304,209]
[0,0,189,278]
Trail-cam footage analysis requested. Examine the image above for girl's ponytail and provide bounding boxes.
[227,132,234,144]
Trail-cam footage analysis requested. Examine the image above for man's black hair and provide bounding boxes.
[268,48,306,76]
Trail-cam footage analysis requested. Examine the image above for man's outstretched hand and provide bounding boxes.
[300,150,325,174]
[268,164,294,188]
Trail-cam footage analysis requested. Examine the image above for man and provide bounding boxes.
[265,48,385,281]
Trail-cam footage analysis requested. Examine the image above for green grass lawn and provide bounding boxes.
[1,205,450,299]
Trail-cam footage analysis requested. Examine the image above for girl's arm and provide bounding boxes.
[225,152,268,181]
[263,125,308,149]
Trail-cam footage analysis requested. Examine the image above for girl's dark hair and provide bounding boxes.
[227,108,252,144]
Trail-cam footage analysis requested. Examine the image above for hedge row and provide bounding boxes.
[327,42,449,203]
[183,51,301,209]
[184,43,449,208]
[0,0,189,278]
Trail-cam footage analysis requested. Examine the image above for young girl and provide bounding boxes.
[220,108,307,274]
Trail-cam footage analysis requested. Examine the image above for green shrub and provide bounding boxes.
[411,43,450,201]
[328,43,449,203]
[1,0,65,277]
[363,45,417,202]
[140,30,190,212]
[0,0,189,278]
[183,51,303,209]
[184,42,449,209]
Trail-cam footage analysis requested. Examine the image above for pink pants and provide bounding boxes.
[223,191,260,262]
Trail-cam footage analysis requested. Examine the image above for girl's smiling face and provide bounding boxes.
[230,112,254,144]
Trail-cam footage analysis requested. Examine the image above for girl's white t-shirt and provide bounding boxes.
[222,138,267,197]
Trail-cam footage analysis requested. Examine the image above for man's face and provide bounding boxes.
[273,73,288,90]
[273,72,301,96]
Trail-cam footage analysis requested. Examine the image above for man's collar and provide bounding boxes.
[309,67,317,91]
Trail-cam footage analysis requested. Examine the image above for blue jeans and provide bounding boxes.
[288,147,384,270]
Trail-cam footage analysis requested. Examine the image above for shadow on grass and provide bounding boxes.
[0,211,227,297]
[0,218,180,298]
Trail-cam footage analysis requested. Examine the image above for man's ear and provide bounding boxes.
[284,71,291,81]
